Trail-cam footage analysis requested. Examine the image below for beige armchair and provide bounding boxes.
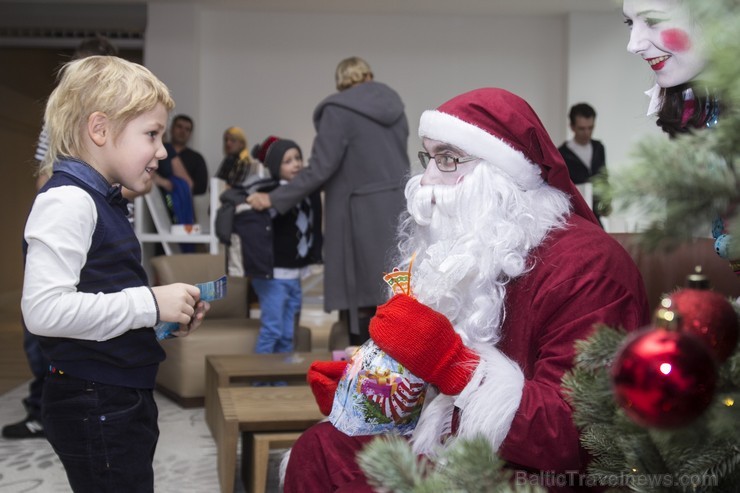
[150,252,312,407]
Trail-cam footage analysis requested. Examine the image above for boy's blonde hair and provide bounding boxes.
[335,56,373,92]
[41,56,175,175]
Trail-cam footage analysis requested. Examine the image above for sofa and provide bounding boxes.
[150,252,312,407]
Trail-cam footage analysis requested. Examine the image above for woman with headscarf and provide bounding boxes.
[215,126,267,187]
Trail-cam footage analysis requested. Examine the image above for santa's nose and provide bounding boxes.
[420,159,447,186]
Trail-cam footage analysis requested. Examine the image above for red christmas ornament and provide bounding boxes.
[669,288,739,363]
[611,327,717,429]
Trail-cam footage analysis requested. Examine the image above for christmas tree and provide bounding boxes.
[561,309,740,491]
[357,0,739,490]
[564,0,740,483]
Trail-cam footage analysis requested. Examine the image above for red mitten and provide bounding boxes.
[307,360,348,415]
[369,294,479,395]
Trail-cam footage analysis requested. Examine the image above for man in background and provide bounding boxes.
[558,102,608,226]
[151,115,209,253]
[154,115,209,198]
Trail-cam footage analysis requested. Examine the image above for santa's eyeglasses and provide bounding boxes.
[418,151,477,172]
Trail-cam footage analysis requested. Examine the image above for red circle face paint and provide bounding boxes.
[661,28,691,52]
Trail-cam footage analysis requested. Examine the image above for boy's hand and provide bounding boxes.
[171,301,210,338]
[151,283,200,324]
[246,192,271,211]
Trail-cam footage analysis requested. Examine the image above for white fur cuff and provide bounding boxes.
[454,345,525,451]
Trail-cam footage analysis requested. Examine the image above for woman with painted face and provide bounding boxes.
[623,0,738,276]
[623,0,719,137]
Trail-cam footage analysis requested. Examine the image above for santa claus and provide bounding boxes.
[285,88,650,491]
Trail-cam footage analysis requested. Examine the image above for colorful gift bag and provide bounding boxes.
[328,339,427,436]
[329,255,427,436]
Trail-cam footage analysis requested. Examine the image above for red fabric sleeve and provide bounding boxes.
[496,217,650,472]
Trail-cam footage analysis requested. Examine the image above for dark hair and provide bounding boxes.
[656,83,720,138]
[73,35,118,59]
[172,114,194,130]
[568,103,596,125]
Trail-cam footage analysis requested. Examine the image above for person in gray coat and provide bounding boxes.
[248,56,410,345]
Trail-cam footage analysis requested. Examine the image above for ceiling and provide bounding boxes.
[0,0,622,48]
[173,0,621,16]
[0,0,622,19]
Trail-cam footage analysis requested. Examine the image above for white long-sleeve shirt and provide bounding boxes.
[22,185,157,342]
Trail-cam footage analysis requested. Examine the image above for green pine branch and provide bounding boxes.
[357,434,544,493]
[561,298,740,492]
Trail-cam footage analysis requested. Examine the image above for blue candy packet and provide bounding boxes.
[154,275,227,340]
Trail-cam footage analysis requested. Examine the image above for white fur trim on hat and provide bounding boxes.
[419,110,544,190]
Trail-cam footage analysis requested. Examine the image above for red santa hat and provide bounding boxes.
[419,88,599,224]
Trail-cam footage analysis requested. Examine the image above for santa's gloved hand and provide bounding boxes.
[369,294,479,395]
[307,360,348,416]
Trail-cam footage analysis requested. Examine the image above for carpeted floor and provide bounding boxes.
[0,269,331,493]
[0,381,287,493]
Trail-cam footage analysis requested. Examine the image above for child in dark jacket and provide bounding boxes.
[234,138,323,354]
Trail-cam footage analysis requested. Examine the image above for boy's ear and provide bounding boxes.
[88,112,110,147]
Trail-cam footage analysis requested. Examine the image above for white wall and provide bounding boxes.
[566,10,663,168]
[566,10,665,230]
[145,3,202,124]
[148,6,567,177]
[145,5,662,231]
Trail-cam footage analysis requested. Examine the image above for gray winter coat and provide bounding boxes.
[269,81,410,326]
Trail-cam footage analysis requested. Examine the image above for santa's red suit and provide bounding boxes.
[285,88,650,492]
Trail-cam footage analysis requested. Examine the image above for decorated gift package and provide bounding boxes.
[329,257,428,436]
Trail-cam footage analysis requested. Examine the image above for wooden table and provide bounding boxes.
[205,352,330,436]
[215,386,324,493]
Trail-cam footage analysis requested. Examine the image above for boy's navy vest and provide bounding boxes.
[25,159,164,388]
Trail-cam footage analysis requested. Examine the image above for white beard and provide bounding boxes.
[395,163,571,346]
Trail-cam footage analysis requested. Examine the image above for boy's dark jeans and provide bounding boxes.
[42,372,159,492]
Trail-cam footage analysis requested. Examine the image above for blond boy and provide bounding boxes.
[21,56,209,491]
